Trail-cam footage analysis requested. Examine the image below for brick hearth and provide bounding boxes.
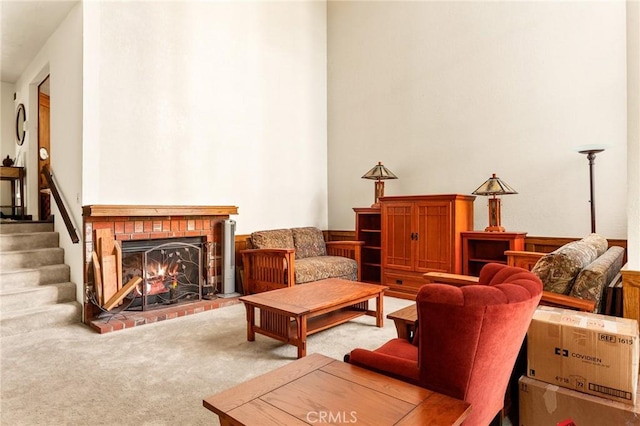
[89,296,241,334]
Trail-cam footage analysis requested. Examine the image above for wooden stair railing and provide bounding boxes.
[41,165,79,244]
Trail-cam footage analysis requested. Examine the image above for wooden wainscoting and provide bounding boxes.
[325,230,356,242]
[235,232,628,296]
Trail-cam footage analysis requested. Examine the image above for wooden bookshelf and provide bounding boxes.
[462,231,527,276]
[354,207,382,284]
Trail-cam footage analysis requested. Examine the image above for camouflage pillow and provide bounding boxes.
[291,227,327,259]
[250,229,294,250]
[531,234,608,295]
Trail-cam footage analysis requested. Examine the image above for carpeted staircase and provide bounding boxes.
[0,221,81,336]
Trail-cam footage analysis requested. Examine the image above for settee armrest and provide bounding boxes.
[423,272,480,287]
[540,291,596,312]
[240,248,295,294]
[326,241,363,281]
[505,250,545,271]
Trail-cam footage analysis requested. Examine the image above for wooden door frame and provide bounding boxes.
[38,76,51,221]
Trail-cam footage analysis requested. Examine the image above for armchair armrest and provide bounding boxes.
[348,345,420,385]
[423,272,480,287]
[240,248,295,294]
[326,241,363,281]
[540,291,596,312]
[505,250,544,271]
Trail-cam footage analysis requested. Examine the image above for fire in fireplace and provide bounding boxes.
[121,237,214,310]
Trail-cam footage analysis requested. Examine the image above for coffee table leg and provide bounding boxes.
[391,319,410,340]
[296,315,307,358]
[245,304,255,342]
[376,293,384,327]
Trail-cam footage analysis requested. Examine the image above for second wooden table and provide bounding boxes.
[239,278,388,358]
[204,353,471,425]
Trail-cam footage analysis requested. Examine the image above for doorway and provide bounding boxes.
[38,76,51,221]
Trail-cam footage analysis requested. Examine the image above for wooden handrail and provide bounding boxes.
[41,165,79,244]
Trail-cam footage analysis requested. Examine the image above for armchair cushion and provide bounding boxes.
[531,233,607,295]
[569,246,625,312]
[295,256,357,284]
[250,229,294,250]
[291,227,326,259]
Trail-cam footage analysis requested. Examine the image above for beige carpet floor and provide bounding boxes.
[1,296,414,425]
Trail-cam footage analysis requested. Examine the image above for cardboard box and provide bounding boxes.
[519,376,640,426]
[527,306,639,405]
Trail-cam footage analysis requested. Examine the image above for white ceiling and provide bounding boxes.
[1,1,79,84]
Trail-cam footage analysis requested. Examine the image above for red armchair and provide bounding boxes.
[346,263,542,426]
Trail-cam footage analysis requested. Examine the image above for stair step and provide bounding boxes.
[0,220,81,336]
[0,282,77,313]
[0,247,64,270]
[0,302,81,337]
[0,264,71,289]
[0,232,59,251]
[0,222,54,234]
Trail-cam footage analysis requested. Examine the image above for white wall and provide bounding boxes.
[0,82,16,157]
[82,1,328,234]
[1,81,16,208]
[14,3,84,298]
[328,1,628,239]
[628,0,640,269]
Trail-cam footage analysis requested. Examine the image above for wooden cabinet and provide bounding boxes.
[354,207,382,284]
[380,194,475,299]
[462,231,527,276]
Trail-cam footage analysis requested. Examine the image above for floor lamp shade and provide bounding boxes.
[362,162,398,208]
[472,173,517,232]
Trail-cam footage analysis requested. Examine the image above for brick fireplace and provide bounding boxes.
[82,205,238,333]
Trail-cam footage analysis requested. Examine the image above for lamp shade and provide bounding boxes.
[362,162,398,181]
[472,173,517,196]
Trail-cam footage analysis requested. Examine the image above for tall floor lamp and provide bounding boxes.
[578,148,605,233]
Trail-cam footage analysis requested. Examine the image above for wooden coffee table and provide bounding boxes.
[239,278,388,358]
[203,353,471,425]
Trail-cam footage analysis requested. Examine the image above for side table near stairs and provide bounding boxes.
[0,166,25,219]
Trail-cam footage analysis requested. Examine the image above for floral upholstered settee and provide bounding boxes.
[241,227,363,294]
[506,233,625,313]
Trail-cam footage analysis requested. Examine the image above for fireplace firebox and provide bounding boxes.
[121,237,214,310]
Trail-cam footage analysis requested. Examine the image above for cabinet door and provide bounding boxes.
[415,201,451,273]
[382,202,413,271]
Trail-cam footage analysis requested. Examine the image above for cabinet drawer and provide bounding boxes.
[383,272,427,290]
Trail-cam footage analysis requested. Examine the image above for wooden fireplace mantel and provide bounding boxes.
[83,205,238,217]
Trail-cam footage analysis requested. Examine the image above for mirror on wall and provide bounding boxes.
[15,103,26,146]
